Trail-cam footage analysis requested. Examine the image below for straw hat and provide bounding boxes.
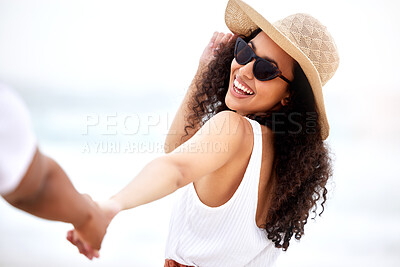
[225,0,339,140]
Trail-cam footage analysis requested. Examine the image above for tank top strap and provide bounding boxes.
[243,116,263,213]
[243,116,262,147]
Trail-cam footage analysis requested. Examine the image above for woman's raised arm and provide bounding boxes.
[164,32,234,153]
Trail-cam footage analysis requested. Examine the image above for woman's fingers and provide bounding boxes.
[200,31,235,67]
[67,229,97,260]
[214,32,225,48]
[228,34,236,44]
[93,249,100,258]
[208,31,234,50]
[213,32,234,53]
[221,33,233,45]
[67,230,74,242]
[83,242,95,260]
[208,31,219,48]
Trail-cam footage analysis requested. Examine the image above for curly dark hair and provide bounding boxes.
[183,29,333,251]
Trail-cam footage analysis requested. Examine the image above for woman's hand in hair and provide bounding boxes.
[199,32,234,70]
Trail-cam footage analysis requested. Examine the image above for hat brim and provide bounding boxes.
[225,0,329,140]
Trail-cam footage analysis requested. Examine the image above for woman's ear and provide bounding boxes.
[281,97,290,106]
[280,90,291,106]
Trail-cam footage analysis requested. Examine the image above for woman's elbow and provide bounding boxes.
[158,155,190,189]
[164,141,173,154]
[164,137,179,154]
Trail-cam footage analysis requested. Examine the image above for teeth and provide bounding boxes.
[233,79,253,95]
[234,87,245,95]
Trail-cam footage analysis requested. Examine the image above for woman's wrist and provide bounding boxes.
[105,197,123,219]
[197,61,208,77]
[192,63,207,89]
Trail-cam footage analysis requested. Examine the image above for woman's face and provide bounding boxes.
[225,31,295,116]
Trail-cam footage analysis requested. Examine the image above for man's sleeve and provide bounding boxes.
[0,83,37,195]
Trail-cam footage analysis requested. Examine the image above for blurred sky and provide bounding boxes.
[0,0,398,95]
[0,0,399,141]
[0,0,400,266]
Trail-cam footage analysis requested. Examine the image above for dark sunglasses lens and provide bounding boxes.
[235,40,253,65]
[254,60,279,80]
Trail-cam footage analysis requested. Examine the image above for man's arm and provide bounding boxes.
[2,148,107,255]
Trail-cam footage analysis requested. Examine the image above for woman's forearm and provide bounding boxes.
[110,156,185,211]
[164,67,203,153]
[164,32,234,153]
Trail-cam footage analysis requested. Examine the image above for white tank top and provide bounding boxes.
[165,117,280,267]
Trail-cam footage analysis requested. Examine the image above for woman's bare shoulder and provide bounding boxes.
[167,111,253,186]
[201,110,253,137]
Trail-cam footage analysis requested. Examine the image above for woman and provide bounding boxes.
[68,0,339,266]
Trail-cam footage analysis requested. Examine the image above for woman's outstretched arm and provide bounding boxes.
[164,32,234,153]
[113,110,248,210]
[68,111,251,257]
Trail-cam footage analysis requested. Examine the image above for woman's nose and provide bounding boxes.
[238,60,255,80]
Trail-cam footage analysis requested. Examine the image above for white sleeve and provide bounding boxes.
[0,83,37,195]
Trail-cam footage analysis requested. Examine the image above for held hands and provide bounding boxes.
[67,197,121,260]
[199,32,235,70]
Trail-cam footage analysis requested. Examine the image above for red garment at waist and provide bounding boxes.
[164,259,194,267]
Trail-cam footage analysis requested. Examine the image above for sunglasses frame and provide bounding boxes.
[234,37,291,84]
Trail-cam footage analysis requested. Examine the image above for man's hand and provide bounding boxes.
[67,198,121,260]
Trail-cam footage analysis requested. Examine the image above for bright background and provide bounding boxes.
[0,0,399,266]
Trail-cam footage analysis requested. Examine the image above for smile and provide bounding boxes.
[233,77,254,96]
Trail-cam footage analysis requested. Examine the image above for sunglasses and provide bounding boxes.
[234,37,291,84]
